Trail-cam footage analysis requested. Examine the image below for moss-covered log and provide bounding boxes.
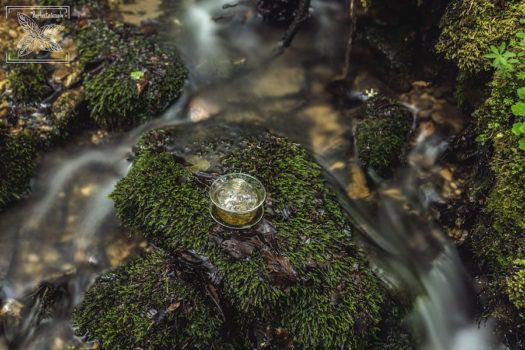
[74,121,397,349]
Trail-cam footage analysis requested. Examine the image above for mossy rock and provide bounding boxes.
[74,250,224,350]
[75,120,392,349]
[355,96,413,176]
[466,71,525,333]
[77,20,187,129]
[7,64,50,104]
[437,0,525,73]
[0,131,37,211]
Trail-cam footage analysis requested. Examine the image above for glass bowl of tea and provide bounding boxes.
[209,173,266,229]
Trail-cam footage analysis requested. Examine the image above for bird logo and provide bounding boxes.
[16,12,63,57]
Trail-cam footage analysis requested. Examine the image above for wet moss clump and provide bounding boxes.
[7,64,50,104]
[75,121,390,349]
[77,21,187,129]
[355,96,413,176]
[0,131,37,211]
[74,250,223,350]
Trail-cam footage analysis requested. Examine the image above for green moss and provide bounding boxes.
[83,121,389,348]
[458,14,525,334]
[507,261,525,311]
[437,0,525,73]
[77,21,187,129]
[469,72,525,275]
[73,250,223,350]
[7,64,49,104]
[0,131,37,211]
[51,88,86,138]
[355,96,413,176]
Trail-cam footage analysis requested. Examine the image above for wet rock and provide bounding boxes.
[51,87,86,136]
[257,0,301,26]
[355,95,413,176]
[358,25,415,92]
[75,120,394,349]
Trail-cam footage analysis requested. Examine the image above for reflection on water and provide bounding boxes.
[0,0,492,349]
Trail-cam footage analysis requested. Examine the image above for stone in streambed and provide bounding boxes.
[354,95,413,177]
[73,120,401,349]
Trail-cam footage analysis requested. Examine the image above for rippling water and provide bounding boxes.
[0,0,494,348]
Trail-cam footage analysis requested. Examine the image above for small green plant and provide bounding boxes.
[364,88,378,98]
[485,25,525,151]
[484,43,519,78]
[511,121,525,150]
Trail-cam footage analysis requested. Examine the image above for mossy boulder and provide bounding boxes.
[74,250,223,349]
[0,131,37,210]
[7,64,50,104]
[437,0,525,73]
[77,20,187,129]
[355,96,413,176]
[466,72,525,332]
[74,120,393,349]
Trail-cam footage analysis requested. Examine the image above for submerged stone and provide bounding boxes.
[74,120,399,349]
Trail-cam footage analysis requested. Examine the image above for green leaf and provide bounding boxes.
[490,45,500,54]
[518,87,525,100]
[130,70,145,80]
[511,102,525,116]
[519,137,525,151]
[512,122,524,135]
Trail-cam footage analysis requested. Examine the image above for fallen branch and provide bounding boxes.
[281,0,311,48]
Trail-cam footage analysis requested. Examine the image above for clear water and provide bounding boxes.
[0,0,494,349]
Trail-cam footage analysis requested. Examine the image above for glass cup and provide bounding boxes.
[209,173,266,228]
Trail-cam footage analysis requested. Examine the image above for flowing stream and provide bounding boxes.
[0,0,494,348]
